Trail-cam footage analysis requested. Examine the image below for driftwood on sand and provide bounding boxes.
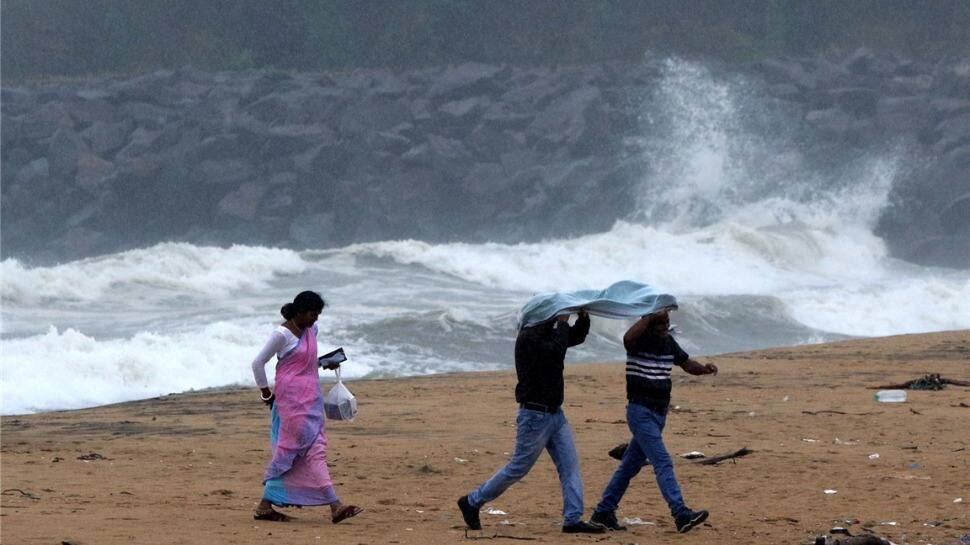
[608,444,752,465]
[867,373,970,390]
[691,447,753,465]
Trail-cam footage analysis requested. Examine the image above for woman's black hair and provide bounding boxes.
[281,290,326,320]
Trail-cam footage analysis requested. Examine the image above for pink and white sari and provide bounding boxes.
[262,325,338,506]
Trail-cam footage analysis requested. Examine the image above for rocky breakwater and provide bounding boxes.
[2,52,969,268]
[1,63,648,263]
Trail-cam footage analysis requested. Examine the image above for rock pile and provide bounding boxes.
[3,50,968,267]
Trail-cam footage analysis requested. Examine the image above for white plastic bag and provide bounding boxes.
[324,367,357,421]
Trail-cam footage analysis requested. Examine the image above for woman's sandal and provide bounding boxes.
[253,508,293,522]
[331,505,363,524]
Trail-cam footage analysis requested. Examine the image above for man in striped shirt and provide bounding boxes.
[590,310,718,534]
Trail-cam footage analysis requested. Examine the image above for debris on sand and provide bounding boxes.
[77,452,106,461]
[2,488,40,500]
[869,373,970,391]
[609,444,752,465]
[812,526,893,545]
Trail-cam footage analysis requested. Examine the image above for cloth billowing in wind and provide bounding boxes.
[517,280,678,330]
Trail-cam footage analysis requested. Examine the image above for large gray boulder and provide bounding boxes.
[81,121,131,155]
[48,127,87,179]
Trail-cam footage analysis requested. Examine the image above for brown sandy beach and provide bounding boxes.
[2,331,968,545]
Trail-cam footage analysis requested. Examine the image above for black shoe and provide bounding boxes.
[562,520,607,534]
[457,495,481,530]
[591,510,627,531]
[675,509,709,533]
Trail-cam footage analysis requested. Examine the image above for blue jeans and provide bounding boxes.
[595,403,688,519]
[467,408,584,525]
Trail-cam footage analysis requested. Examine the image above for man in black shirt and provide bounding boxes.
[458,311,606,534]
[590,310,717,534]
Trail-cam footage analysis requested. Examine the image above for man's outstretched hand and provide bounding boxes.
[683,359,718,376]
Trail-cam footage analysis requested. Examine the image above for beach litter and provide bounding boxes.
[454,457,468,464]
[77,452,106,461]
[463,529,538,540]
[485,507,507,515]
[824,489,838,495]
[679,451,705,459]
[868,453,880,459]
[812,527,894,545]
[955,497,963,503]
[874,390,907,403]
[804,410,879,416]
[834,438,859,445]
[803,438,820,443]
[622,517,656,525]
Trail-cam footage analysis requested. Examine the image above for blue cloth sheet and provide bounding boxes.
[517,280,677,330]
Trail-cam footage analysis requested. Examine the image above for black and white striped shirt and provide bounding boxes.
[625,335,689,410]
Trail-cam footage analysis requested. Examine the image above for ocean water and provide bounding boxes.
[2,60,968,415]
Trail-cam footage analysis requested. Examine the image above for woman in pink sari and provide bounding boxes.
[250,290,363,523]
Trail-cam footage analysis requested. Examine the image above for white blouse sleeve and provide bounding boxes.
[251,330,287,388]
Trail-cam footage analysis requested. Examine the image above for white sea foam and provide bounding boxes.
[340,218,969,336]
[0,323,373,415]
[787,275,970,337]
[0,242,307,304]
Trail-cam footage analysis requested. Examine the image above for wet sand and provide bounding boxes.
[2,330,969,544]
